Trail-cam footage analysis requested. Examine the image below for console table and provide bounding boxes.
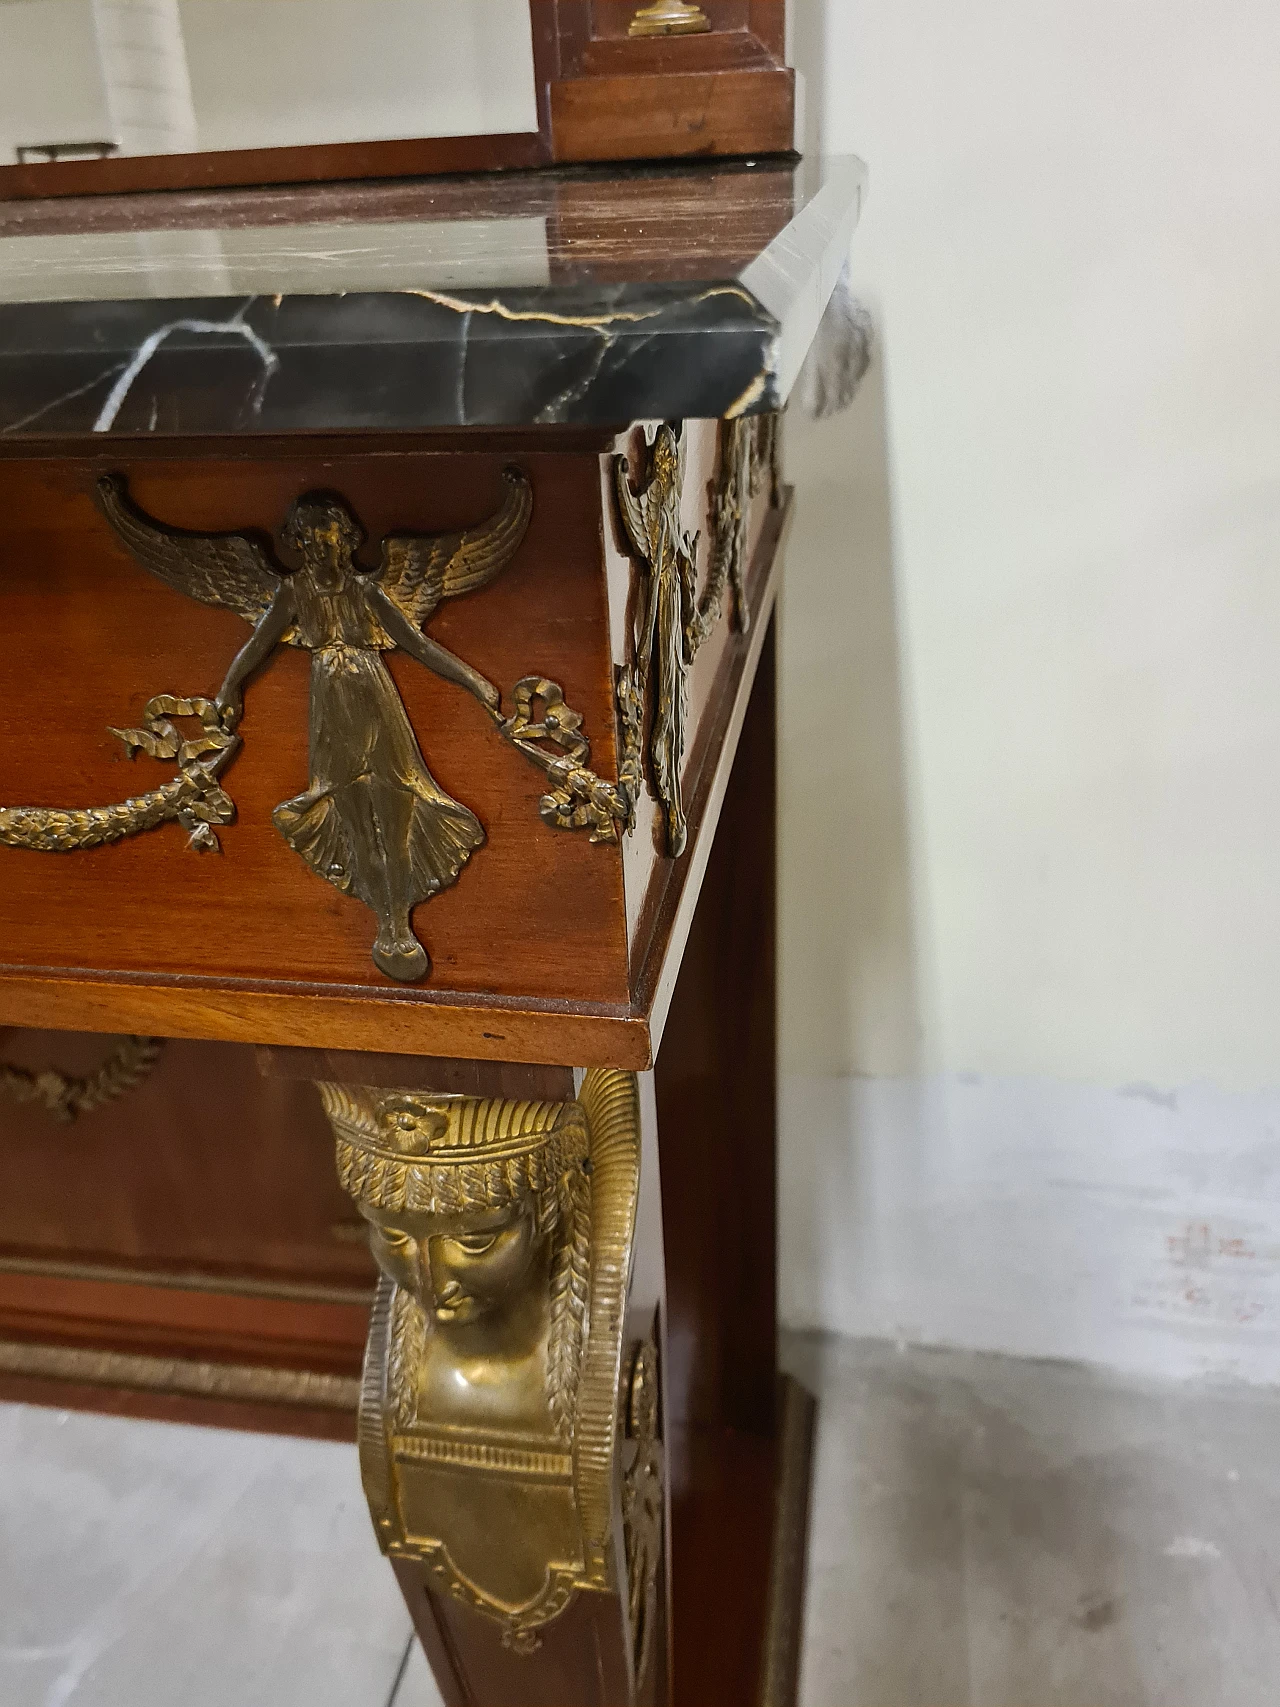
[0,153,863,1707]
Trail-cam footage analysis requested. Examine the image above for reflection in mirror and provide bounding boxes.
[0,0,538,163]
[0,216,553,304]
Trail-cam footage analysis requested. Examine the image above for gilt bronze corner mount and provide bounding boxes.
[623,1331,665,1688]
[320,1069,649,1659]
[613,414,780,860]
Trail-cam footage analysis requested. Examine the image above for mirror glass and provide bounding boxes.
[0,0,538,164]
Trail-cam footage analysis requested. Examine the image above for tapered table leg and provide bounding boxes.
[656,622,815,1707]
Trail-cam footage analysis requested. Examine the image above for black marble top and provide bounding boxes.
[0,155,864,438]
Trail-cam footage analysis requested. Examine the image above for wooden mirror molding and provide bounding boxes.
[0,0,794,201]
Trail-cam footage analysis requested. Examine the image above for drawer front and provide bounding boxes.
[0,439,629,1025]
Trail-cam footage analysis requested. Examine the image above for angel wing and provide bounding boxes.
[95,473,283,627]
[614,452,649,564]
[377,467,532,633]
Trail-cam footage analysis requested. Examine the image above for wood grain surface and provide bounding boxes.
[550,68,795,163]
[0,441,627,1006]
[657,623,782,1702]
[0,429,785,1066]
[0,1033,369,1284]
[0,132,546,203]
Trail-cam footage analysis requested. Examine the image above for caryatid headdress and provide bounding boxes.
[320,1083,592,1438]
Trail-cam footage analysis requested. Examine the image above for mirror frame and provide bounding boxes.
[0,0,794,200]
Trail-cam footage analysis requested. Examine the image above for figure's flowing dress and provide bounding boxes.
[649,530,688,843]
[272,569,484,975]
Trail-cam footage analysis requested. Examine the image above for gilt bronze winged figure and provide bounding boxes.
[94,471,531,983]
[612,418,778,860]
[0,467,650,982]
[614,424,701,857]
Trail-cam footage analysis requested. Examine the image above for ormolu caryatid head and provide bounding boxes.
[316,1069,643,1653]
[322,1083,592,1437]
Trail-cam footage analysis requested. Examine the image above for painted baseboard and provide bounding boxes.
[779,1072,1280,1385]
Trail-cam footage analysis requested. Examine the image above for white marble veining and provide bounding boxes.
[93,305,277,429]
[0,157,867,431]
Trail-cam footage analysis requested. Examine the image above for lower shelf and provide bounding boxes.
[0,1336,360,1441]
[0,1259,366,1437]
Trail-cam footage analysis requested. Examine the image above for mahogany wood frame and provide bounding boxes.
[0,625,801,1705]
[0,395,810,1699]
[0,0,794,201]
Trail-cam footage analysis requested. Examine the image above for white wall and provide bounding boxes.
[781,1,1280,1379]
